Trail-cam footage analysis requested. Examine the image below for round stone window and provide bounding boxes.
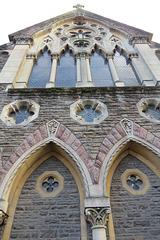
[36,171,64,198]
[137,98,160,123]
[121,169,150,195]
[70,99,108,125]
[0,100,40,126]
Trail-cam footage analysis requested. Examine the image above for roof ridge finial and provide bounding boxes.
[73,4,85,10]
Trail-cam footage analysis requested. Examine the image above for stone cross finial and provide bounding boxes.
[73,4,84,9]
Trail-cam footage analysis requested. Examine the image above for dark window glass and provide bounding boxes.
[9,106,34,124]
[28,50,52,88]
[55,50,77,87]
[90,50,114,86]
[113,50,141,86]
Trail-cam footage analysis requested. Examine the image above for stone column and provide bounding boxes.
[86,54,92,83]
[106,54,124,87]
[46,54,59,88]
[85,207,110,240]
[76,54,81,83]
[76,53,94,87]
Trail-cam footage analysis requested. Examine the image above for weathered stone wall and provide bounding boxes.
[10,156,81,240]
[110,154,160,240]
[0,86,160,166]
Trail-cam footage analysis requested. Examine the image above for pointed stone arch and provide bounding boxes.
[95,118,160,185]
[0,120,94,210]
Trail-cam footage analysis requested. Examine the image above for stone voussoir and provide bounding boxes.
[115,123,126,137]
[56,124,66,139]
[139,126,148,140]
[133,122,141,137]
[33,129,43,144]
[39,125,48,139]
[60,127,71,142]
[110,127,123,141]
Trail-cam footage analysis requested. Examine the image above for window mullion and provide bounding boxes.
[106,54,124,87]
[46,54,59,88]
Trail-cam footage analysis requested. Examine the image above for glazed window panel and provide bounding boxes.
[28,50,52,88]
[113,50,141,86]
[55,50,77,87]
[90,50,114,87]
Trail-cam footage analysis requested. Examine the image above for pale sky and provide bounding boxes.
[0,0,159,46]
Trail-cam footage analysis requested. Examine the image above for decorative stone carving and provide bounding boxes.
[120,118,133,135]
[46,119,60,137]
[128,52,138,59]
[13,35,33,45]
[85,207,110,226]
[128,36,149,45]
[26,52,37,60]
[0,210,8,226]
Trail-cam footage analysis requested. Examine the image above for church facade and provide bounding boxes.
[0,6,160,240]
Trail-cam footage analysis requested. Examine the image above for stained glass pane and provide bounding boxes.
[55,50,77,87]
[113,50,141,86]
[90,50,114,87]
[28,50,52,88]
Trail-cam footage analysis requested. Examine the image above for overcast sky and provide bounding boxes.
[0,0,159,46]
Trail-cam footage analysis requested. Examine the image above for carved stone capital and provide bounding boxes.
[26,52,37,60]
[13,35,33,45]
[51,54,59,61]
[85,207,110,227]
[128,52,138,60]
[106,53,114,60]
[0,210,8,226]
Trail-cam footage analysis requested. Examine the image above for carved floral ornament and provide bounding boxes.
[84,207,110,227]
[0,210,8,226]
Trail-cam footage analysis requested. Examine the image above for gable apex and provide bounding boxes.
[8,8,153,44]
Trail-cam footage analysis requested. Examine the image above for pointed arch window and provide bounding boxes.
[55,49,77,87]
[113,50,141,86]
[90,50,114,86]
[28,50,52,88]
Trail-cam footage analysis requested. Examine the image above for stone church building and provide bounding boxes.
[0,5,160,240]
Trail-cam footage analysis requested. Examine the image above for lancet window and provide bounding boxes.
[27,50,52,88]
[113,50,141,86]
[90,49,114,87]
[55,49,77,87]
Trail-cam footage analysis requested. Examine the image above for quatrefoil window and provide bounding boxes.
[0,100,40,126]
[36,171,64,198]
[42,176,59,193]
[126,174,143,191]
[137,98,160,123]
[76,105,101,122]
[121,169,150,195]
[70,99,108,125]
